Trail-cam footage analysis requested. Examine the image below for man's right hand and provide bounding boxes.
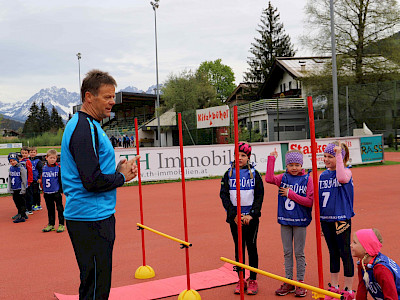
[118,155,141,182]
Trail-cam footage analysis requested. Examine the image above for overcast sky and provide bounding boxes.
[0,0,309,103]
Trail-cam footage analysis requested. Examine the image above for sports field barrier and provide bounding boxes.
[136,223,192,248]
[220,257,343,299]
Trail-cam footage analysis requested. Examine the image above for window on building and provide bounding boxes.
[283,83,286,91]
[253,121,260,132]
[261,120,267,136]
[285,125,295,131]
[289,81,292,90]
[280,84,283,93]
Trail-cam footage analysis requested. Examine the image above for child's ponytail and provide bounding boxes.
[341,142,350,165]
[229,162,234,177]
[361,254,370,287]
[247,161,253,179]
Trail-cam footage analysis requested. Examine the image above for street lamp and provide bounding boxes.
[329,0,340,137]
[150,0,161,147]
[76,52,82,97]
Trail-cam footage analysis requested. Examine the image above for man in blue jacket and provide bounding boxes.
[61,69,139,300]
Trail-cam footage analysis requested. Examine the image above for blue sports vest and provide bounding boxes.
[278,172,312,227]
[319,169,354,221]
[30,158,40,181]
[228,166,256,215]
[9,165,22,190]
[42,164,60,193]
[362,253,400,300]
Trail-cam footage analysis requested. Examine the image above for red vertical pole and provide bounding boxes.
[178,113,191,291]
[233,106,245,299]
[307,96,324,292]
[135,118,146,266]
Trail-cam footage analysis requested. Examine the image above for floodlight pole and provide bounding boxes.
[151,0,161,147]
[76,53,82,96]
[330,0,340,137]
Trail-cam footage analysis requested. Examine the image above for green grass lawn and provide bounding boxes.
[0,146,61,155]
[385,147,400,152]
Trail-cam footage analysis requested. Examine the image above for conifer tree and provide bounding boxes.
[39,102,51,133]
[50,106,64,130]
[23,102,40,135]
[244,1,295,86]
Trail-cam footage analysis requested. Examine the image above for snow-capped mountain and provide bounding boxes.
[0,85,156,123]
[120,86,144,93]
[0,87,80,123]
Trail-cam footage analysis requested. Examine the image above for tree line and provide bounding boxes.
[23,102,64,136]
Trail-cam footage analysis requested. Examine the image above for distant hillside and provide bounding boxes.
[0,115,23,131]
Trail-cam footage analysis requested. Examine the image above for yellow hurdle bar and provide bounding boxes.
[137,223,192,248]
[220,257,343,299]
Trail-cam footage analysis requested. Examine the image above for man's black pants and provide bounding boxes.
[66,215,115,300]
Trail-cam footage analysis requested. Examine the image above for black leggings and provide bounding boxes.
[12,191,26,216]
[66,215,116,300]
[44,192,64,226]
[31,181,41,206]
[230,218,259,280]
[321,220,354,277]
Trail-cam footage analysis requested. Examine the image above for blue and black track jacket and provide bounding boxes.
[61,111,125,221]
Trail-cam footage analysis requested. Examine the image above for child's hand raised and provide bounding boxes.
[270,148,278,158]
[333,143,342,155]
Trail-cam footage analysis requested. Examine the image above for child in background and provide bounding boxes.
[351,228,400,300]
[29,147,43,211]
[20,146,33,214]
[40,149,64,233]
[319,142,355,300]
[7,153,28,223]
[220,142,264,295]
[266,149,313,297]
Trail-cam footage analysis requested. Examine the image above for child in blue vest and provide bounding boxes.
[20,146,34,214]
[29,147,43,211]
[320,141,355,300]
[220,142,264,295]
[7,152,28,223]
[39,149,64,233]
[266,149,313,297]
[351,228,400,300]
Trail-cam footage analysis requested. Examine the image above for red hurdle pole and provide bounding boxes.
[307,96,324,293]
[135,118,146,267]
[178,113,192,292]
[233,106,245,299]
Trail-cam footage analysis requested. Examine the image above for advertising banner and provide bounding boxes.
[360,136,384,162]
[196,105,230,129]
[117,143,282,182]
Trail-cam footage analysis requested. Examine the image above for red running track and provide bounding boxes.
[0,153,400,299]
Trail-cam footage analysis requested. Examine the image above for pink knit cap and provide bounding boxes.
[238,142,252,158]
[356,229,382,257]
